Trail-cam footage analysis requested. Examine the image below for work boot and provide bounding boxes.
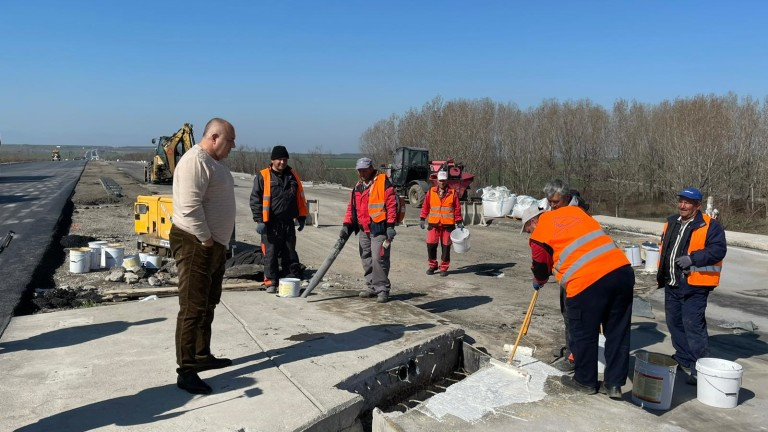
[553,356,575,372]
[177,369,212,395]
[440,270,448,277]
[560,375,597,395]
[599,384,623,400]
[686,374,697,385]
[359,288,376,298]
[192,355,233,372]
[376,291,389,303]
[426,268,436,275]
[266,285,277,294]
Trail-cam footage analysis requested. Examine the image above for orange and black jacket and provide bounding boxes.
[250,166,307,224]
[657,211,726,289]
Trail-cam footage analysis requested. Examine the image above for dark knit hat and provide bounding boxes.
[271,145,289,160]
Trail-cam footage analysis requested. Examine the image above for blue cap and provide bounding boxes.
[677,187,702,201]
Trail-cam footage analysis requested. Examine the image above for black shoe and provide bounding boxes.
[686,374,697,385]
[440,270,448,277]
[359,289,376,298]
[560,375,597,395]
[266,285,277,294]
[177,370,212,395]
[376,291,389,303]
[553,357,575,372]
[192,356,233,372]
[599,384,623,400]
[426,268,436,275]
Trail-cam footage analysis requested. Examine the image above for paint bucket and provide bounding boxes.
[631,351,678,411]
[101,243,125,269]
[450,228,471,253]
[88,241,108,270]
[277,278,301,297]
[138,252,149,264]
[144,254,162,270]
[69,248,91,274]
[624,246,642,267]
[643,248,660,272]
[696,358,742,408]
[122,254,140,269]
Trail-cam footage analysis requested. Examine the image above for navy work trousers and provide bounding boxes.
[664,284,712,369]
[566,265,634,389]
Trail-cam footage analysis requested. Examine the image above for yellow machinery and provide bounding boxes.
[145,123,195,183]
[134,194,236,256]
[51,147,61,161]
[134,195,174,255]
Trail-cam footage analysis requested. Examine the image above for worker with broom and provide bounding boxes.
[522,204,634,400]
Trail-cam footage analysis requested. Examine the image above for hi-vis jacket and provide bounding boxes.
[420,186,462,227]
[529,206,630,297]
[657,211,726,288]
[250,166,307,223]
[343,173,398,234]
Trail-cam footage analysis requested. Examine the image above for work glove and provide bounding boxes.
[297,218,305,232]
[419,219,426,230]
[386,227,397,239]
[532,280,543,291]
[256,222,266,235]
[340,224,351,238]
[675,255,693,269]
[457,222,464,230]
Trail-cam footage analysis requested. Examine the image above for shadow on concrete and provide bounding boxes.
[629,322,667,351]
[213,323,436,384]
[0,318,166,354]
[710,332,768,361]
[416,295,492,313]
[0,194,38,204]
[449,262,516,276]
[13,381,261,432]
[389,292,428,302]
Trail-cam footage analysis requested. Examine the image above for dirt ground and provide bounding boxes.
[49,161,661,365]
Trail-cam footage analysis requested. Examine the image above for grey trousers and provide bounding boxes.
[358,231,391,293]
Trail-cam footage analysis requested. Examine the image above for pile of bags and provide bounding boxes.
[480,186,549,219]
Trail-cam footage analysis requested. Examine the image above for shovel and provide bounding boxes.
[507,290,539,365]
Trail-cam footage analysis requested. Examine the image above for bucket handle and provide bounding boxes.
[700,374,739,397]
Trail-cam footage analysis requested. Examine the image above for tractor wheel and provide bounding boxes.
[408,184,425,208]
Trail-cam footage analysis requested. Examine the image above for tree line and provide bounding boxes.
[359,94,768,229]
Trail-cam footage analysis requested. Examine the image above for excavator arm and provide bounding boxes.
[148,123,196,183]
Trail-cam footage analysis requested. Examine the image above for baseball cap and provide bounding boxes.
[677,187,702,202]
[437,170,448,180]
[355,157,373,170]
[520,206,545,233]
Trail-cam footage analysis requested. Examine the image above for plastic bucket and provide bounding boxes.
[631,351,678,411]
[101,243,125,269]
[122,254,140,269]
[88,241,108,270]
[696,358,742,408]
[144,254,162,270]
[69,248,91,274]
[278,278,301,297]
[624,246,642,267]
[138,252,149,264]
[643,248,660,272]
[450,228,471,253]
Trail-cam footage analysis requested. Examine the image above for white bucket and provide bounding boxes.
[88,241,108,270]
[101,243,125,269]
[631,351,678,411]
[144,254,162,270]
[644,248,660,272]
[69,248,91,274]
[696,358,742,408]
[122,254,140,269]
[450,228,471,253]
[138,252,149,264]
[624,246,642,267]
[277,278,301,297]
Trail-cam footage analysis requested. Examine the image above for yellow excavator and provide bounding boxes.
[144,123,195,183]
[51,147,61,161]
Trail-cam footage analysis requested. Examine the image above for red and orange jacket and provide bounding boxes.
[343,173,398,234]
[420,186,462,228]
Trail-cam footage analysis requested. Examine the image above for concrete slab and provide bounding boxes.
[0,290,463,431]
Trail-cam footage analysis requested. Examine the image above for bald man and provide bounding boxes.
[170,118,236,394]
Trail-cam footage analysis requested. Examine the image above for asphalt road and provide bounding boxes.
[0,160,86,336]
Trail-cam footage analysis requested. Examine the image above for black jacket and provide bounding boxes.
[250,165,305,224]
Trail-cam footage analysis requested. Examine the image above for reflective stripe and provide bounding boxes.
[369,203,384,209]
[559,242,617,287]
[554,229,606,274]
[690,265,722,273]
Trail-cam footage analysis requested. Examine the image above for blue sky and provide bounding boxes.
[1,1,767,152]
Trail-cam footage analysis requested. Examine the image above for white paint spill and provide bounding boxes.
[419,356,563,423]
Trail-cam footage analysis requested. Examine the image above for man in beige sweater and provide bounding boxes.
[170,118,236,394]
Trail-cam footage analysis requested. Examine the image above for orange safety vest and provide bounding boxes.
[367,174,388,223]
[427,187,456,225]
[659,214,722,286]
[530,206,629,297]
[260,167,308,222]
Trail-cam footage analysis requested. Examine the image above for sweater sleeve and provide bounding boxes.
[529,239,553,284]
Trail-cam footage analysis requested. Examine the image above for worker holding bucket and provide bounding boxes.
[420,170,464,277]
[657,187,727,385]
